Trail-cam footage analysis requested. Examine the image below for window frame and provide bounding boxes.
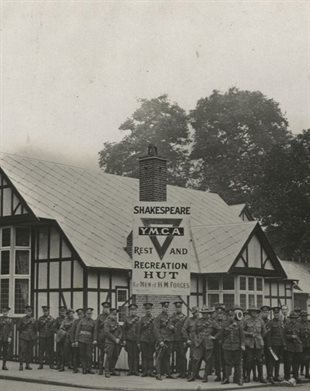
[238,275,265,309]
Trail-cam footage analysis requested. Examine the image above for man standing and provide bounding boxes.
[281,305,289,325]
[37,305,54,369]
[300,310,310,379]
[104,308,123,378]
[284,311,303,382]
[70,308,84,373]
[58,308,75,371]
[213,303,226,382]
[153,301,174,381]
[265,306,285,382]
[221,308,245,385]
[260,305,271,382]
[123,303,140,376]
[137,302,155,377]
[94,301,110,375]
[243,307,267,383]
[53,306,66,369]
[170,301,187,378]
[0,306,13,370]
[182,306,200,380]
[75,307,96,374]
[18,305,36,371]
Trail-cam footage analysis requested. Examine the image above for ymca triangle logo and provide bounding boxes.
[140,218,183,260]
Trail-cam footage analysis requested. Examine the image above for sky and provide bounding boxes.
[1,0,310,169]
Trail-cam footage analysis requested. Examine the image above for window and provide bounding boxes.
[248,277,255,290]
[223,294,234,308]
[0,279,9,309]
[223,275,234,290]
[15,250,30,274]
[257,295,263,308]
[208,294,219,307]
[249,294,255,307]
[207,276,219,290]
[239,276,264,310]
[14,279,29,314]
[256,278,263,291]
[1,251,10,274]
[2,229,10,247]
[240,276,247,290]
[117,289,127,302]
[240,294,246,310]
[16,227,30,247]
[116,288,128,323]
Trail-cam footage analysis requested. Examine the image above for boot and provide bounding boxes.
[202,375,208,383]
[2,362,8,370]
[98,361,103,375]
[258,365,267,383]
[25,365,32,370]
[222,377,230,384]
[19,363,23,371]
[38,364,43,369]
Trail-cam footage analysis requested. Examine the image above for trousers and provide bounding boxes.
[105,342,122,374]
[173,341,187,376]
[126,340,139,374]
[140,341,155,375]
[284,351,302,380]
[155,342,172,376]
[191,344,213,380]
[79,342,93,372]
[19,339,33,365]
[266,346,283,379]
[38,337,54,367]
[0,341,9,363]
[223,349,242,382]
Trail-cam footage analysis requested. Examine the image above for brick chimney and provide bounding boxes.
[139,145,167,202]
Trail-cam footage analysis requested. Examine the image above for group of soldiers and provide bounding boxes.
[0,300,310,385]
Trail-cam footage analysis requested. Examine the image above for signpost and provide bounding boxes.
[132,203,191,295]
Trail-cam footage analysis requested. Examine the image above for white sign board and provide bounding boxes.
[132,203,191,295]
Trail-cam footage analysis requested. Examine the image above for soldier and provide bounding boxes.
[58,308,75,371]
[104,308,123,378]
[53,305,66,369]
[188,306,218,383]
[94,301,110,375]
[137,302,155,377]
[243,307,267,383]
[260,305,271,382]
[284,311,303,383]
[281,305,289,325]
[221,307,245,385]
[213,303,226,381]
[265,306,285,383]
[75,307,96,374]
[170,301,187,378]
[70,308,84,374]
[153,301,174,381]
[299,311,310,379]
[123,303,140,376]
[182,306,200,380]
[18,305,36,371]
[37,305,54,369]
[0,306,13,370]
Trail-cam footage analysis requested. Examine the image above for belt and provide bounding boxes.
[80,331,91,335]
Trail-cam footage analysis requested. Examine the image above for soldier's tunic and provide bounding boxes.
[94,313,109,374]
[243,317,266,381]
[75,318,95,373]
[153,312,174,377]
[190,317,217,380]
[0,315,13,367]
[170,312,187,377]
[213,316,226,380]
[221,319,245,383]
[104,316,123,375]
[59,318,75,370]
[123,314,140,375]
[300,318,310,378]
[37,314,54,368]
[182,315,199,378]
[18,315,36,366]
[265,318,285,380]
[137,313,155,376]
[53,315,65,368]
[284,319,303,380]
[69,318,81,372]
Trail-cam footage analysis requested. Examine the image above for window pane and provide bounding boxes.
[0,279,9,309]
[208,294,219,307]
[2,228,11,247]
[248,277,255,291]
[117,289,127,302]
[223,275,234,290]
[240,276,246,290]
[14,279,29,314]
[240,294,247,310]
[15,250,29,274]
[16,227,30,247]
[223,294,235,308]
[248,294,255,307]
[256,278,263,291]
[207,276,220,290]
[1,251,10,274]
[257,295,263,308]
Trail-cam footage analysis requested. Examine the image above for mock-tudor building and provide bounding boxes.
[0,149,297,362]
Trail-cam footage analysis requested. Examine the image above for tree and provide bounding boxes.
[98,95,191,186]
[189,88,291,203]
[249,129,310,262]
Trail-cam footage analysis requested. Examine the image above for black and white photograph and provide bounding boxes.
[0,1,309,390]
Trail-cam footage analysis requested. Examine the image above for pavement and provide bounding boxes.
[0,363,309,391]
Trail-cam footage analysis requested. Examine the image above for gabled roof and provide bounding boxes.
[0,152,276,273]
[230,203,254,221]
[280,260,310,293]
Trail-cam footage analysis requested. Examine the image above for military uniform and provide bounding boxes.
[37,310,55,369]
[103,310,123,377]
[58,312,75,371]
[53,310,66,369]
[0,309,13,370]
[153,302,174,380]
[182,307,200,379]
[94,302,110,375]
[75,310,95,374]
[169,302,187,378]
[18,308,36,370]
[300,311,310,379]
[284,311,303,382]
[243,308,266,383]
[213,306,227,382]
[69,309,84,373]
[123,305,140,375]
[137,307,155,377]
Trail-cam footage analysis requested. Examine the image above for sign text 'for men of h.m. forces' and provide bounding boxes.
[132,203,191,295]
